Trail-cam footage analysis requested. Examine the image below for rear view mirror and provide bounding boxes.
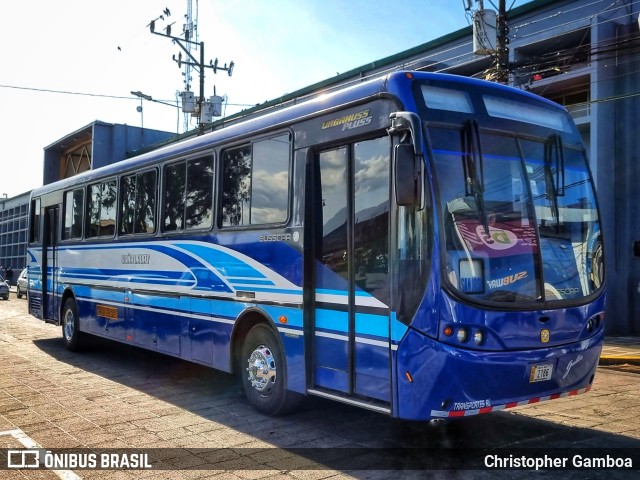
[395,143,422,207]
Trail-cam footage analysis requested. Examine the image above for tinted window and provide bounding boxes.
[87,180,117,238]
[120,170,157,235]
[29,198,41,244]
[63,188,84,240]
[221,133,290,227]
[163,156,213,232]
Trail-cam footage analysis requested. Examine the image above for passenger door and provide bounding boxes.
[309,137,391,404]
[42,206,59,322]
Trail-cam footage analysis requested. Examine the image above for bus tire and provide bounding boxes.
[240,324,301,416]
[61,298,83,352]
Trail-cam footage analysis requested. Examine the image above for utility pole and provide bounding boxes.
[182,0,195,133]
[496,0,509,84]
[148,11,233,135]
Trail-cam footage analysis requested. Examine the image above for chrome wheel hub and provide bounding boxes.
[246,345,276,394]
[63,310,75,341]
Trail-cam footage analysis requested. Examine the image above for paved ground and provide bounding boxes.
[1,293,639,479]
[600,337,640,365]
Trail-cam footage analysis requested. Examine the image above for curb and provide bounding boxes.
[599,356,640,366]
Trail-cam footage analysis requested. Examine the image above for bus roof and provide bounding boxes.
[31,70,564,198]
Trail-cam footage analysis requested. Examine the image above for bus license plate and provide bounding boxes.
[529,363,553,383]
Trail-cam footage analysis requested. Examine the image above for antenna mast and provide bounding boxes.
[147,2,234,135]
[182,0,196,132]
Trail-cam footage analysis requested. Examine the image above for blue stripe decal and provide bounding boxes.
[355,312,389,338]
[176,243,268,279]
[316,309,348,332]
[145,244,233,292]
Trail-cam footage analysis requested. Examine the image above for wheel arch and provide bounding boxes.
[230,307,283,376]
[59,287,78,326]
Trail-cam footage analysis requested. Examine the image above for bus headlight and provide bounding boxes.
[456,327,468,343]
[473,330,484,346]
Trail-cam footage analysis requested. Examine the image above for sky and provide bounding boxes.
[0,0,531,199]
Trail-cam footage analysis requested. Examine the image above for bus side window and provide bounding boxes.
[29,197,41,244]
[163,156,213,232]
[120,170,157,235]
[63,188,84,240]
[220,133,290,227]
[87,180,117,238]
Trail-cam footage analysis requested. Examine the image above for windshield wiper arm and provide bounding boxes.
[464,120,489,235]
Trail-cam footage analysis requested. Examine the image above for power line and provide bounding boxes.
[0,84,132,100]
[0,83,256,107]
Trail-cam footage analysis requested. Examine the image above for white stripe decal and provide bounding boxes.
[277,327,303,336]
[81,297,236,325]
[356,337,390,348]
[315,331,349,342]
[314,331,391,349]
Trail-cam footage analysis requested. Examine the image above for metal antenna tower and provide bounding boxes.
[182,0,196,132]
[148,3,234,135]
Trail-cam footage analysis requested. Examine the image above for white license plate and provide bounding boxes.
[529,363,553,383]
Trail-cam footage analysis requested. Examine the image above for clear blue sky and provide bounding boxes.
[0,0,531,198]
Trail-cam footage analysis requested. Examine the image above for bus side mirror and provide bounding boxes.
[395,143,422,207]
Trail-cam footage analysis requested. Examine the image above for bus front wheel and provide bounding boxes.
[61,298,83,352]
[240,324,301,416]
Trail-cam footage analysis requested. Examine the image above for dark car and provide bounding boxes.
[16,268,28,299]
[0,275,9,301]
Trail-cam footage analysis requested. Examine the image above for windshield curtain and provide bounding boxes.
[431,125,602,305]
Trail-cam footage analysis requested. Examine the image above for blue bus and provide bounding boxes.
[27,71,605,419]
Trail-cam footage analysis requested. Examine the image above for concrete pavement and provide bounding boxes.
[6,283,639,365]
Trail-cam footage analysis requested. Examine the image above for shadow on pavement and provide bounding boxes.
[33,335,640,479]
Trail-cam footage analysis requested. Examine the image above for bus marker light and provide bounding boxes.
[405,371,413,383]
[444,326,453,336]
[278,316,288,324]
[473,330,484,346]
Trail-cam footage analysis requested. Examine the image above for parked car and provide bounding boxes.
[0,275,9,301]
[16,268,28,299]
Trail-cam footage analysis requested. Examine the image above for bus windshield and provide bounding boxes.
[428,113,602,305]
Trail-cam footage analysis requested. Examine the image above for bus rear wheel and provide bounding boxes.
[240,324,301,416]
[61,298,84,352]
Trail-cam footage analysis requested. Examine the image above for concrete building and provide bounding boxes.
[0,122,174,283]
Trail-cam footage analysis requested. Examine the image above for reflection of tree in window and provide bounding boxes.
[221,135,290,227]
[222,146,252,226]
[163,157,212,231]
[88,180,116,237]
[121,170,157,235]
[164,163,186,231]
[120,175,137,235]
[136,170,157,233]
[186,157,213,229]
[101,181,117,236]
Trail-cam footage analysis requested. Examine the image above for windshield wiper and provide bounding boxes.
[463,120,489,235]
[544,134,565,230]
